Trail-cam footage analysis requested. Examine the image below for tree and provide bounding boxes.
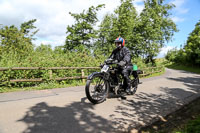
[96,0,138,56]
[137,0,177,64]
[96,0,177,62]
[0,19,38,59]
[184,20,200,66]
[94,13,116,56]
[20,19,39,41]
[165,20,200,66]
[65,4,105,51]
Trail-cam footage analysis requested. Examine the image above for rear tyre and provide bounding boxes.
[85,73,109,104]
[131,77,139,95]
[130,71,139,95]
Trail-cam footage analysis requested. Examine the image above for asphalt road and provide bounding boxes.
[0,68,200,133]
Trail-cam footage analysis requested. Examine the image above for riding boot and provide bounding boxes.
[125,76,132,95]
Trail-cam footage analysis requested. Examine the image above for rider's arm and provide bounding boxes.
[122,47,131,64]
[109,48,117,59]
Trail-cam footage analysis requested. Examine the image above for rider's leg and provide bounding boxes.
[122,66,132,94]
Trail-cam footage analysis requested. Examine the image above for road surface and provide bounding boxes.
[0,68,200,133]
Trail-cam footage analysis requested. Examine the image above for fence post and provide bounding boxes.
[49,70,53,79]
[143,69,145,77]
[81,69,85,83]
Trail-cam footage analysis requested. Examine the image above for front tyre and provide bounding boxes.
[85,73,109,104]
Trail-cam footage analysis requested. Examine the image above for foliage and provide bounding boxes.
[0,19,38,59]
[0,0,176,89]
[94,13,116,56]
[165,20,200,67]
[184,20,200,66]
[0,41,163,89]
[95,0,138,56]
[64,4,105,51]
[95,0,177,64]
[138,0,177,64]
[0,44,106,88]
[165,48,179,62]
[166,63,200,74]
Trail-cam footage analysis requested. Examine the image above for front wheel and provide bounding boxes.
[85,73,109,104]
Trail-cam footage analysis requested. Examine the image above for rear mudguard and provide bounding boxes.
[132,70,143,74]
[136,70,143,74]
[132,70,141,84]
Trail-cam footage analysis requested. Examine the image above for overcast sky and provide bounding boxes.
[0,0,200,57]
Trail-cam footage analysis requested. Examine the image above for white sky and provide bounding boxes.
[0,0,144,47]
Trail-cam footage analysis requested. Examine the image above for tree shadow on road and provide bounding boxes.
[18,97,116,133]
[167,76,200,93]
[112,73,200,132]
[18,72,200,133]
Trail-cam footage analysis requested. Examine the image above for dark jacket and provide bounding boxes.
[109,46,132,66]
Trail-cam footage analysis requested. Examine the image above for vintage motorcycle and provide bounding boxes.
[85,59,143,104]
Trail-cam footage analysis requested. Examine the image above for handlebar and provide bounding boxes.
[104,59,118,64]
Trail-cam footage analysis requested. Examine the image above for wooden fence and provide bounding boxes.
[141,66,164,77]
[0,66,164,83]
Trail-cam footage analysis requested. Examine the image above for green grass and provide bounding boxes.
[141,68,165,79]
[166,63,200,74]
[0,81,85,93]
[175,116,200,133]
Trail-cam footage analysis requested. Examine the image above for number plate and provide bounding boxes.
[101,65,109,72]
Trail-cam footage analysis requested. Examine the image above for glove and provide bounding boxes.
[118,61,126,67]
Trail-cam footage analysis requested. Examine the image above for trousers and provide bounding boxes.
[120,65,132,89]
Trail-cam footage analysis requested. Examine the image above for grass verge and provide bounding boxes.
[0,81,85,93]
[141,69,165,79]
[166,63,200,74]
[139,97,200,133]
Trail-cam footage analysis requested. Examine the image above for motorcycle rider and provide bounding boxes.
[109,37,132,94]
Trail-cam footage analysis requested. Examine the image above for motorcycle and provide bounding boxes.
[85,58,143,104]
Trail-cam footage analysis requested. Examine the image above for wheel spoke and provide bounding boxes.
[86,74,109,104]
[90,77,106,100]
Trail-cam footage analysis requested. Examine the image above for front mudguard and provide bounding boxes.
[87,72,109,80]
[85,72,110,104]
[87,72,103,80]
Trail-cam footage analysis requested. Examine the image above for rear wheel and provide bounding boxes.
[132,77,139,94]
[85,73,109,104]
[130,72,139,95]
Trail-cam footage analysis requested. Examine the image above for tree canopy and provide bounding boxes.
[165,20,200,67]
[64,4,105,51]
[0,19,38,59]
[93,0,177,65]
